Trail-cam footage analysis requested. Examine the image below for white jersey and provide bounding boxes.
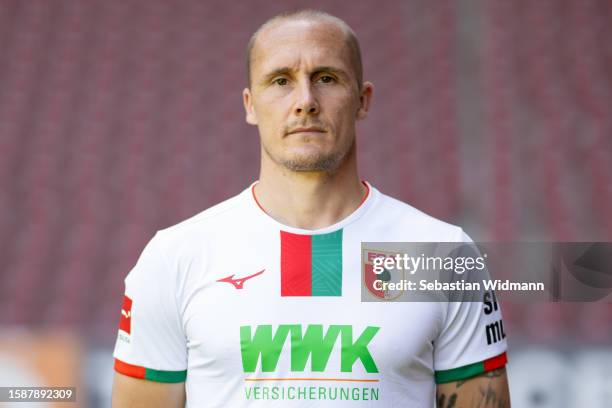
[113,182,507,407]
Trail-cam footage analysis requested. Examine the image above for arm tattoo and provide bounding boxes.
[474,383,510,408]
[456,368,504,389]
[437,392,457,408]
[474,369,510,408]
[442,368,509,408]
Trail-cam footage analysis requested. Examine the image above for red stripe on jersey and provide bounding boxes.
[483,352,507,372]
[358,181,370,207]
[114,358,146,379]
[281,231,312,296]
[251,183,268,214]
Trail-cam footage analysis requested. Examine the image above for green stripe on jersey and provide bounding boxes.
[435,352,507,384]
[145,367,188,383]
[435,361,485,383]
[311,229,343,296]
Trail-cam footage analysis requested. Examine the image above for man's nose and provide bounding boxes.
[294,83,319,115]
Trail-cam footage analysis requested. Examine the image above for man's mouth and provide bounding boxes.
[287,127,326,135]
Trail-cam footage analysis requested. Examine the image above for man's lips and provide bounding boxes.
[287,127,326,135]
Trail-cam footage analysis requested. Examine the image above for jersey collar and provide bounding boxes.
[247,180,378,235]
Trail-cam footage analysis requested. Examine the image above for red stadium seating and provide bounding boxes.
[0,0,610,342]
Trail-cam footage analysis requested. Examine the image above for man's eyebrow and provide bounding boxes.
[260,67,293,83]
[259,66,349,84]
[311,66,349,78]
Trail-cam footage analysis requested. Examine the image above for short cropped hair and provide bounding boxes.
[246,9,363,90]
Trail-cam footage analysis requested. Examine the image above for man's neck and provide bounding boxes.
[254,155,367,230]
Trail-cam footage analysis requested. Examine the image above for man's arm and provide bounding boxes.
[112,372,186,408]
[436,367,510,408]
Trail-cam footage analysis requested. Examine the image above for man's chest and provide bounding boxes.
[180,242,442,382]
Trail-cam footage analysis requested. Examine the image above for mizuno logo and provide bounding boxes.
[121,310,131,319]
[217,269,265,289]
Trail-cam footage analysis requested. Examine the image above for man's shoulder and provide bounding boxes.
[156,187,252,243]
[371,188,466,241]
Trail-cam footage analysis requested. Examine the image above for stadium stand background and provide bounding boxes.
[0,0,610,406]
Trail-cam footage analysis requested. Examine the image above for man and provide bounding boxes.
[112,9,510,407]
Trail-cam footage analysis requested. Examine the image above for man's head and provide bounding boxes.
[246,10,363,90]
[243,10,373,173]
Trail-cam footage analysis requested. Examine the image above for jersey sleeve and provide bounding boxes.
[112,231,188,383]
[433,230,508,384]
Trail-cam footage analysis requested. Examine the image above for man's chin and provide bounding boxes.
[278,154,342,172]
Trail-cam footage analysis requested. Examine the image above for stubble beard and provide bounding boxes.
[263,139,355,173]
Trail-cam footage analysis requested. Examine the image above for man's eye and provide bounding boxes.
[319,75,335,83]
[274,78,288,86]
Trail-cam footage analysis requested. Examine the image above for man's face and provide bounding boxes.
[243,19,371,172]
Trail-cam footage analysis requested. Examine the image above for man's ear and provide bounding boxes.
[356,81,374,120]
[243,88,258,125]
